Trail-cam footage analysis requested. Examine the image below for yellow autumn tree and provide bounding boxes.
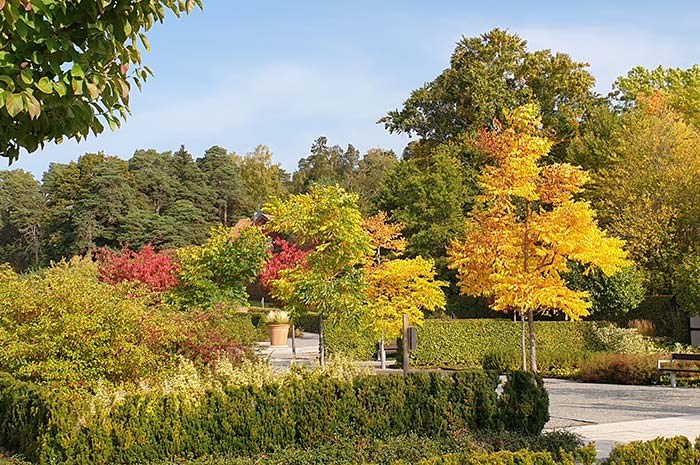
[364,212,446,368]
[447,104,628,372]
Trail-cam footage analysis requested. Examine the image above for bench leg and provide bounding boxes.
[670,371,677,388]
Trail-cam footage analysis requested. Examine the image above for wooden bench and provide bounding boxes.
[657,353,700,387]
[377,342,398,360]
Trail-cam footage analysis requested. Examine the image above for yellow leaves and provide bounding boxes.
[449,104,629,321]
[366,257,447,339]
[537,164,589,205]
[363,211,407,259]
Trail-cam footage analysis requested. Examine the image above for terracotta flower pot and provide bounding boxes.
[267,323,290,347]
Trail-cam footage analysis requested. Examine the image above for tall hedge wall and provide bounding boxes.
[0,370,548,465]
[410,319,603,369]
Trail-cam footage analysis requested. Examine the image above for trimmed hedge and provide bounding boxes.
[410,319,603,370]
[0,370,548,465]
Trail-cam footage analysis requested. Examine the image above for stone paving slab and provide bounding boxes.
[545,378,700,428]
[569,415,700,460]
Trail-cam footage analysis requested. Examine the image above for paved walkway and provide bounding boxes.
[255,332,320,368]
[545,378,700,459]
[257,336,700,459]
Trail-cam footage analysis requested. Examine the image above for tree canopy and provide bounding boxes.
[0,0,201,162]
[448,104,628,371]
[381,28,597,160]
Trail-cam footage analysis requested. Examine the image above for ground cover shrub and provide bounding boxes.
[575,353,664,385]
[0,369,548,465]
[405,448,596,465]
[151,431,587,465]
[585,323,662,355]
[605,436,698,465]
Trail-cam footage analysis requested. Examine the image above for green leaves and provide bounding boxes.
[35,76,53,94]
[0,0,202,161]
[5,92,23,116]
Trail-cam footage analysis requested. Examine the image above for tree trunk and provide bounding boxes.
[318,313,325,368]
[379,339,386,370]
[528,308,538,373]
[520,311,527,371]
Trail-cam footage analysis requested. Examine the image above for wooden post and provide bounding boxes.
[402,314,409,377]
[380,339,386,370]
[319,314,325,368]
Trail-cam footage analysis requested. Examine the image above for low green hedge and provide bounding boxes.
[293,312,377,360]
[404,447,596,465]
[409,319,604,371]
[606,436,699,465]
[0,370,548,465]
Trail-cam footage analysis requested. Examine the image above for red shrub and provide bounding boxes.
[259,238,311,291]
[97,244,180,292]
[175,309,249,366]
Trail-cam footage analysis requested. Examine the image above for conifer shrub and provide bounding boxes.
[0,370,549,465]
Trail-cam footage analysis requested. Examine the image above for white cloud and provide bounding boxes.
[515,26,694,92]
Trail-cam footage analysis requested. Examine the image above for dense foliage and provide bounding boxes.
[0,257,262,385]
[96,244,179,292]
[0,0,201,161]
[0,369,549,465]
[410,319,593,371]
[174,225,269,308]
[0,257,180,384]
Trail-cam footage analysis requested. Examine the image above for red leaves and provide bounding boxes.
[97,244,180,292]
[259,239,311,291]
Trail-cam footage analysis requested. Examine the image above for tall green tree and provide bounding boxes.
[41,152,150,259]
[381,28,596,161]
[198,145,245,226]
[0,169,45,268]
[265,185,373,366]
[348,148,398,214]
[0,0,201,162]
[129,149,178,215]
[613,65,700,128]
[592,94,700,294]
[292,137,360,193]
[376,144,472,262]
[236,145,289,212]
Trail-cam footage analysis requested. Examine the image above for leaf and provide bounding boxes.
[72,79,83,95]
[85,82,100,99]
[71,64,85,79]
[53,81,67,97]
[20,68,33,85]
[139,33,151,52]
[0,75,13,91]
[23,92,41,119]
[6,93,24,117]
[36,76,53,94]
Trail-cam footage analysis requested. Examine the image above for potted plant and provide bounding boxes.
[265,310,290,347]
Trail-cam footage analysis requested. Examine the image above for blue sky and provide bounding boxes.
[5,1,700,178]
